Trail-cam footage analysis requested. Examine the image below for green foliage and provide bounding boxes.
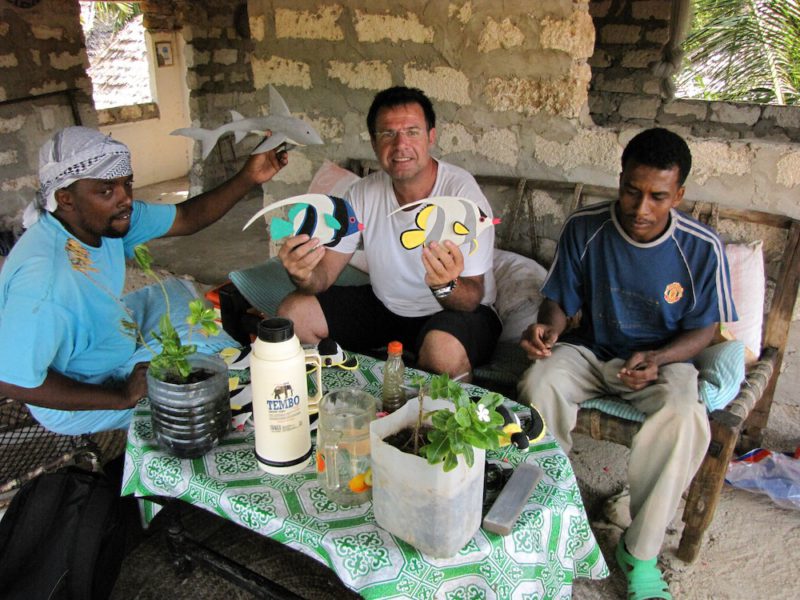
[133,244,219,383]
[417,373,505,473]
[679,0,800,105]
[81,2,142,32]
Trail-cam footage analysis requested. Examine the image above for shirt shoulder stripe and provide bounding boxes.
[674,215,736,321]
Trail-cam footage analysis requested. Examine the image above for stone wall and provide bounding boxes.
[585,0,799,218]
[225,0,597,207]
[0,1,96,219]
[175,0,798,222]
[1,0,798,226]
[177,0,263,195]
[588,0,800,143]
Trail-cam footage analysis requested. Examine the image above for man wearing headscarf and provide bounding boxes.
[0,126,286,435]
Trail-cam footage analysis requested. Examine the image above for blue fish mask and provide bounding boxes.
[243,193,363,247]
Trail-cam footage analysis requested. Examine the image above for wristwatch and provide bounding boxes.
[430,278,458,299]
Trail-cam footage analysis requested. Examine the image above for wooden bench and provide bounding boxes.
[349,160,800,563]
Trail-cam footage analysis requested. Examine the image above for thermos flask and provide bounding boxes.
[250,317,322,474]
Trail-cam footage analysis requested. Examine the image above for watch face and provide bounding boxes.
[7,0,41,7]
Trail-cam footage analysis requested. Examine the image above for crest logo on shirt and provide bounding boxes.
[664,282,684,304]
[65,239,98,274]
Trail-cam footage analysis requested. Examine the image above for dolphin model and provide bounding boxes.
[388,196,500,254]
[171,85,324,160]
[243,193,364,248]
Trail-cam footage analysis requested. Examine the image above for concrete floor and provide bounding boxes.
[112,177,800,599]
[137,176,274,285]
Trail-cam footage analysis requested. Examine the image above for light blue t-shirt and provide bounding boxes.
[0,201,176,434]
[543,201,737,361]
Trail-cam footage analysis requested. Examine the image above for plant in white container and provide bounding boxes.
[370,373,505,558]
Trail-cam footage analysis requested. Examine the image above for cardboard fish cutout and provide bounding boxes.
[243,193,363,247]
[388,196,501,254]
[171,85,324,160]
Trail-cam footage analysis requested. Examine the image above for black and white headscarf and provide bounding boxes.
[23,126,132,228]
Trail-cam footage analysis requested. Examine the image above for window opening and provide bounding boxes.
[80,1,155,110]
[676,0,800,106]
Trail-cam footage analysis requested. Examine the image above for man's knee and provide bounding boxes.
[276,292,327,343]
[276,290,303,318]
[519,353,574,400]
[640,364,703,420]
[417,330,471,379]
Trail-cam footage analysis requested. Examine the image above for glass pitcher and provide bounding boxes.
[316,389,376,506]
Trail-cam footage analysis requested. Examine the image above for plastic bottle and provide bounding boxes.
[381,341,406,413]
[249,317,321,474]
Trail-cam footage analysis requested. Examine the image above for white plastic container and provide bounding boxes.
[370,397,485,558]
[250,318,321,474]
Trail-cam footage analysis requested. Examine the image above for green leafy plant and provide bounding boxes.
[133,244,220,382]
[678,0,800,105]
[411,373,505,472]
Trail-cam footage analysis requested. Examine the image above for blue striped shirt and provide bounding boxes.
[543,201,737,361]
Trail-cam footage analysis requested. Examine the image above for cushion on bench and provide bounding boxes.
[229,258,370,317]
[723,241,765,363]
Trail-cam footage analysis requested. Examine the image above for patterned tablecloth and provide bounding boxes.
[122,353,608,599]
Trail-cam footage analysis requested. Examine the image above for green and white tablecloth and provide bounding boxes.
[123,353,608,599]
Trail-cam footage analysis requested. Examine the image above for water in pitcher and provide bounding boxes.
[316,389,376,506]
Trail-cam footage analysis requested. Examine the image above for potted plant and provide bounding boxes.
[132,244,231,459]
[370,373,505,558]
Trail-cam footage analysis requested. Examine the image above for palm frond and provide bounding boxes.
[678,0,800,105]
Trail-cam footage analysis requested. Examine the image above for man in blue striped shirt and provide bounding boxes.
[519,128,737,600]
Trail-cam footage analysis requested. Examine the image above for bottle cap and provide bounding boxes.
[258,317,294,343]
[388,340,403,355]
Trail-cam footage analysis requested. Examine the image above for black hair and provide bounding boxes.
[621,128,692,185]
[366,86,436,138]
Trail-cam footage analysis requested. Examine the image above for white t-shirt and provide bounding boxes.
[335,160,496,317]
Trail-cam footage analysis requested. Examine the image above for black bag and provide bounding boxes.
[0,467,128,600]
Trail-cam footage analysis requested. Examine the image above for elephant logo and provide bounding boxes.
[272,382,294,399]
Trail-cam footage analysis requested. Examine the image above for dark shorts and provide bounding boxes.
[317,285,502,368]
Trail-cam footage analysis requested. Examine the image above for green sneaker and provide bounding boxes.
[615,539,672,600]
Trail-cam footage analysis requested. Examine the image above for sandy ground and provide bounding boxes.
[113,178,800,598]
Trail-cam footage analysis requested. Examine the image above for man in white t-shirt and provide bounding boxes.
[278,86,501,380]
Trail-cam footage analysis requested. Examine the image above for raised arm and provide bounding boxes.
[164,147,287,237]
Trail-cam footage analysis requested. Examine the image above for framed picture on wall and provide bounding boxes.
[155,41,174,67]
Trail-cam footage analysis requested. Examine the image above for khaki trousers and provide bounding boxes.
[518,343,710,560]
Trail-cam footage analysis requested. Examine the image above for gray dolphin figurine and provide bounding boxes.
[171,85,324,160]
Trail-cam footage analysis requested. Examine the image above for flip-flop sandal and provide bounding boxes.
[616,539,672,600]
[318,338,359,370]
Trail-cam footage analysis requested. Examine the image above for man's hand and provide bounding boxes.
[277,234,325,289]
[166,132,288,238]
[240,140,289,186]
[121,362,149,408]
[617,351,658,391]
[422,240,463,288]
[519,299,568,361]
[520,323,560,360]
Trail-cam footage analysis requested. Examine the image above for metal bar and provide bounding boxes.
[178,536,304,600]
[154,497,304,600]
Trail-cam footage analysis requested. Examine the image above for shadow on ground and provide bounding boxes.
[111,501,360,600]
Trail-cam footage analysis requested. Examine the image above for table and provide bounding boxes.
[123,353,608,599]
